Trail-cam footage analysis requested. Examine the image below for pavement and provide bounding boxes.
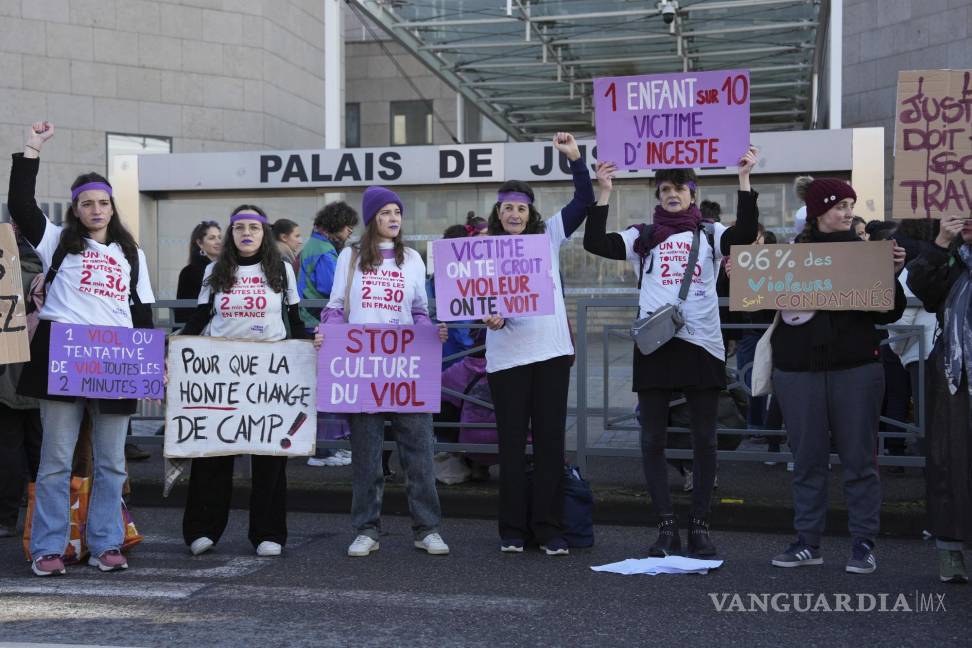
[0,509,968,648]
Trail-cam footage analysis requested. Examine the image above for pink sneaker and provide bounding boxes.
[88,549,128,572]
[31,554,66,576]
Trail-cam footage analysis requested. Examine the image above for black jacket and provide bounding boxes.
[174,254,211,324]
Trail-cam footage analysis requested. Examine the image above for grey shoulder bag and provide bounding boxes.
[630,227,701,356]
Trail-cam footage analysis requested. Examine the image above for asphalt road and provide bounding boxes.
[0,508,968,648]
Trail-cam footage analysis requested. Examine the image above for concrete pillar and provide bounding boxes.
[324,0,344,149]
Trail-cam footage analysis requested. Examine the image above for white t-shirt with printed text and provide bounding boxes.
[327,244,428,325]
[34,220,155,327]
[619,223,728,361]
[198,262,300,342]
[485,214,574,374]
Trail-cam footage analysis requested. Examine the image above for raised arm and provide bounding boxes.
[719,146,761,254]
[8,122,57,247]
[553,132,595,237]
[583,161,627,260]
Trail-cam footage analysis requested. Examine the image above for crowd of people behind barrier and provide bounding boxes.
[1,121,969,586]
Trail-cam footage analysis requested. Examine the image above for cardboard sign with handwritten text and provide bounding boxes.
[728,242,895,312]
[0,224,29,365]
[892,69,972,219]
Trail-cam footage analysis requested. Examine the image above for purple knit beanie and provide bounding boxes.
[361,186,404,226]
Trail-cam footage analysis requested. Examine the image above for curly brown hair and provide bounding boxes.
[206,204,288,294]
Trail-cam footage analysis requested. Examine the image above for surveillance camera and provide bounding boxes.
[659,1,677,24]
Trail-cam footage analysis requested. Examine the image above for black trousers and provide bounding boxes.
[182,455,288,548]
[487,355,572,545]
[0,404,42,527]
[638,388,719,519]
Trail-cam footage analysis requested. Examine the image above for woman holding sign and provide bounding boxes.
[8,122,157,576]
[479,133,594,556]
[316,186,450,558]
[583,147,760,558]
[178,204,307,558]
[769,177,906,575]
[900,215,972,583]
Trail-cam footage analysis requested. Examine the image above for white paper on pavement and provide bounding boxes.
[591,556,724,576]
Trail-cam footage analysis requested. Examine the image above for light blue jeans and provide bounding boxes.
[349,412,441,541]
[30,399,129,558]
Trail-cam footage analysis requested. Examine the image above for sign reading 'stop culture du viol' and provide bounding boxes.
[593,70,751,171]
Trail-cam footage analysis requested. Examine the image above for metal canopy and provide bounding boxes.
[347,0,823,141]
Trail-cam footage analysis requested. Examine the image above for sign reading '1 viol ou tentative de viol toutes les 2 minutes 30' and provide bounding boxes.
[431,234,555,321]
[728,242,896,312]
[593,69,750,171]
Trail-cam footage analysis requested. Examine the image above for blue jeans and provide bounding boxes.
[736,333,766,428]
[31,399,129,558]
[349,412,441,541]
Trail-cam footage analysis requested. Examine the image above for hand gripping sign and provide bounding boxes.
[594,69,750,171]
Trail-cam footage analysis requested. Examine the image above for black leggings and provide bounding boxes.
[638,388,719,519]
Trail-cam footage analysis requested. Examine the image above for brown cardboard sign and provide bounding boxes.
[728,241,895,312]
[0,223,30,364]
[892,69,972,219]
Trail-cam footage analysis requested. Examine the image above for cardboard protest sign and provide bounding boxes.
[47,323,165,398]
[164,336,317,458]
[431,234,554,321]
[893,69,972,219]
[317,324,441,413]
[0,223,29,365]
[594,69,750,171]
[728,242,895,312]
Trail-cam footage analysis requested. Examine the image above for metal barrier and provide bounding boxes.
[138,297,929,469]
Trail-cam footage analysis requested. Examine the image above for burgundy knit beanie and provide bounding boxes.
[804,178,857,219]
[361,186,404,226]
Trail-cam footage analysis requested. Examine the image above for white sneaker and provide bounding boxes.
[310,451,352,467]
[190,537,214,556]
[256,541,282,557]
[414,532,450,555]
[682,470,693,492]
[347,535,379,557]
[334,449,352,464]
[307,457,328,467]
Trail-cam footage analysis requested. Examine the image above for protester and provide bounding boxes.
[9,121,157,575]
[768,176,906,574]
[480,133,593,557]
[0,228,43,539]
[464,212,488,236]
[906,214,972,584]
[175,220,222,325]
[298,202,359,467]
[584,147,760,558]
[316,186,450,558]
[852,215,869,240]
[272,218,303,272]
[699,200,722,224]
[178,204,306,558]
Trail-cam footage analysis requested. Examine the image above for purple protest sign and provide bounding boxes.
[594,69,750,171]
[48,323,165,399]
[317,324,442,413]
[431,234,555,321]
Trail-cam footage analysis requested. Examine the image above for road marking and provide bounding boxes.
[0,643,144,648]
[0,579,205,600]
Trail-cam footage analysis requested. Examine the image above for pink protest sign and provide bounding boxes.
[48,323,165,399]
[317,324,442,413]
[431,234,555,321]
[594,69,750,171]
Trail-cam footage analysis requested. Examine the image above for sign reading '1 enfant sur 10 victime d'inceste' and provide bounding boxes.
[594,70,751,171]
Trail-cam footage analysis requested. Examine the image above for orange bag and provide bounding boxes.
[22,476,90,564]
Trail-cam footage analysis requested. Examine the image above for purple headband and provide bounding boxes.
[71,182,112,201]
[230,211,267,224]
[686,181,697,191]
[497,191,533,205]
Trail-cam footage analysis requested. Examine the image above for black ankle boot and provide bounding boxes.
[687,516,717,557]
[648,514,681,557]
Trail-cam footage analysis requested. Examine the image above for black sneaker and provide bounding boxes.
[539,537,569,556]
[687,516,717,557]
[500,538,524,553]
[771,540,823,568]
[845,537,877,574]
[648,515,681,557]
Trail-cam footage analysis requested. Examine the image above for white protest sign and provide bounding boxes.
[164,336,317,458]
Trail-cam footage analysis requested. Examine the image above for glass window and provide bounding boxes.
[390,100,432,146]
[106,133,171,183]
[345,102,361,148]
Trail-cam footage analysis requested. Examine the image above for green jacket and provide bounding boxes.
[297,231,339,330]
